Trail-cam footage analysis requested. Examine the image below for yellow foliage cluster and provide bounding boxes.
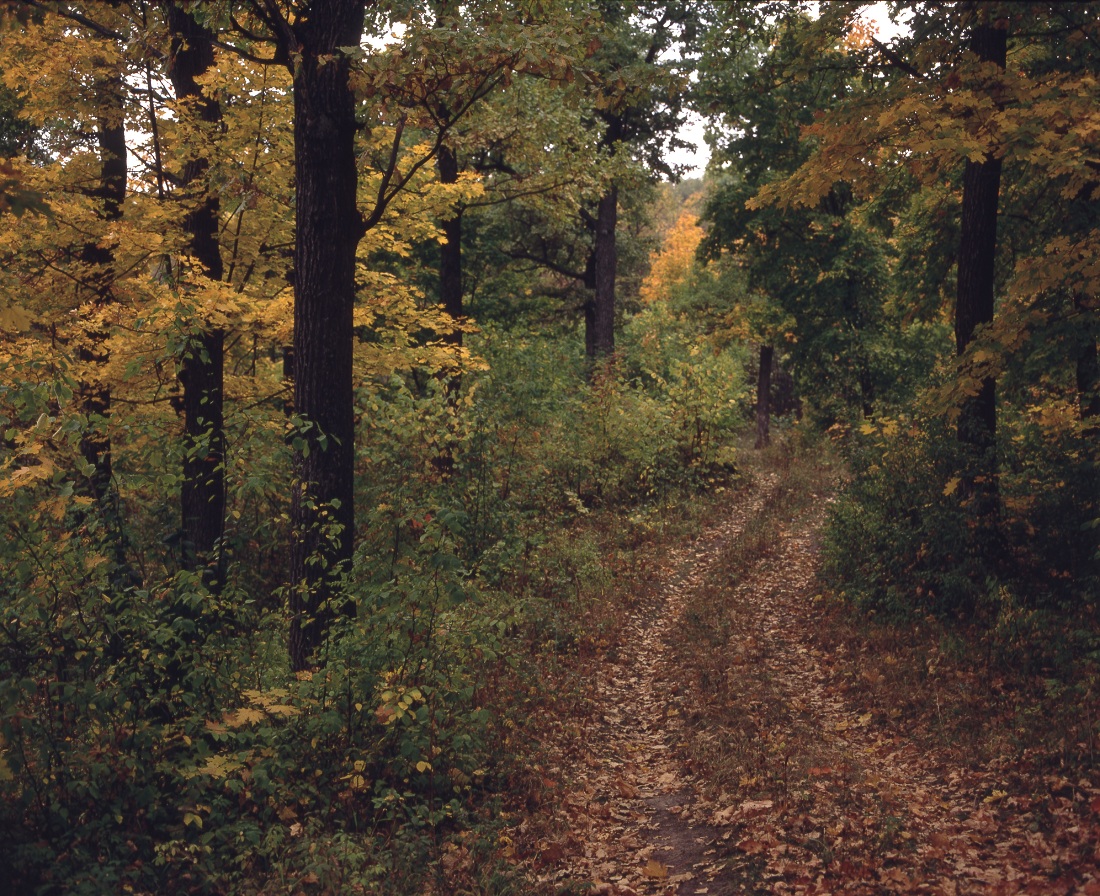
[639,210,706,305]
[0,9,496,507]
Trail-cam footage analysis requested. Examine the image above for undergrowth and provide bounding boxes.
[819,406,1100,769]
[0,328,750,896]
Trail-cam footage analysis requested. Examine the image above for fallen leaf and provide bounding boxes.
[740,798,774,815]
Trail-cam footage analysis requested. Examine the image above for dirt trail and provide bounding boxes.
[533,467,1100,895]
[535,474,782,895]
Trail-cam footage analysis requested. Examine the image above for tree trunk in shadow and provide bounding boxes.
[77,65,129,585]
[438,143,463,347]
[167,5,227,589]
[954,17,1007,530]
[755,345,773,450]
[287,2,366,672]
[590,184,618,363]
[78,70,126,506]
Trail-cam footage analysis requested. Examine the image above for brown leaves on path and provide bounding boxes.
[525,474,783,895]
[521,459,1100,895]
[664,475,1100,895]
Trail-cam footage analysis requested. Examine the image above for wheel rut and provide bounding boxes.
[524,459,1100,895]
[535,473,782,895]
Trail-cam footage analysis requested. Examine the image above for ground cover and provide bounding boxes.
[506,443,1100,895]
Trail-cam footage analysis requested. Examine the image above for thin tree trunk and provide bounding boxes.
[438,143,463,346]
[954,18,1006,511]
[282,344,295,416]
[1075,294,1100,424]
[288,2,366,671]
[433,142,463,476]
[78,70,126,505]
[582,250,597,359]
[167,5,227,587]
[590,184,618,362]
[755,344,773,450]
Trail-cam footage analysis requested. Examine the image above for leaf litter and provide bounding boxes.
[516,463,1100,895]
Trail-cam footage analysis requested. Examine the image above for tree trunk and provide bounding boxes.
[78,70,126,506]
[954,18,1006,510]
[950,13,1008,585]
[589,184,618,362]
[288,2,366,672]
[167,5,226,587]
[1075,294,1100,424]
[438,143,463,346]
[582,250,597,359]
[755,344,773,450]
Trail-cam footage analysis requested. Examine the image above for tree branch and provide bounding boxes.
[870,36,925,80]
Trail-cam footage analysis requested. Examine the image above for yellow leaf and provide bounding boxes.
[0,303,33,331]
[643,859,668,879]
[224,707,266,728]
[943,477,961,497]
[197,755,243,778]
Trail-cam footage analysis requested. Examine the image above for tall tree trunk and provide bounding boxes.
[437,146,463,345]
[1075,294,1100,424]
[589,184,617,362]
[167,5,226,587]
[78,70,126,505]
[288,2,366,671]
[954,17,1006,510]
[432,142,464,476]
[755,344,773,450]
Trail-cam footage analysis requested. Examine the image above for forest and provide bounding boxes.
[0,1,1097,894]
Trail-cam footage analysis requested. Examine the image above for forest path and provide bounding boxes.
[534,458,1100,895]
[535,470,786,896]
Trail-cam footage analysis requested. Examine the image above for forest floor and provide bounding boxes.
[510,448,1100,895]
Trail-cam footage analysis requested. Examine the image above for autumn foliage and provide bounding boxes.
[0,2,1097,894]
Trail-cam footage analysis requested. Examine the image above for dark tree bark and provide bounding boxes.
[281,344,295,416]
[285,2,366,671]
[589,184,618,361]
[755,344,773,450]
[954,19,1007,470]
[78,71,127,505]
[166,5,227,586]
[582,250,597,359]
[949,13,1008,574]
[1075,294,1100,424]
[437,146,463,345]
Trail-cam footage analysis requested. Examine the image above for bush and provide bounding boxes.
[824,402,1100,669]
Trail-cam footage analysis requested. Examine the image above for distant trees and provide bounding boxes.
[459,1,697,365]
[697,6,889,440]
